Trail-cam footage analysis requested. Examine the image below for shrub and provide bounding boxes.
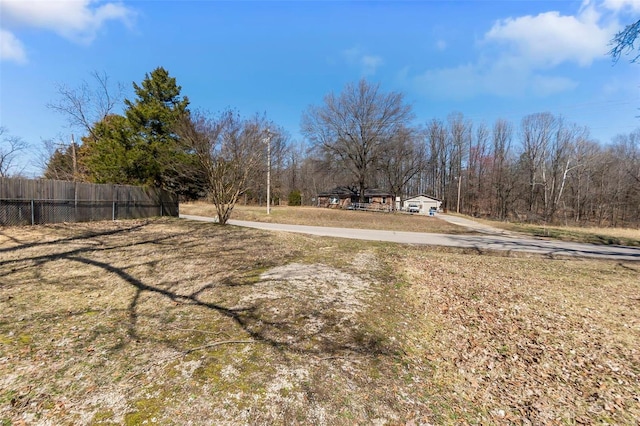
[288,190,302,206]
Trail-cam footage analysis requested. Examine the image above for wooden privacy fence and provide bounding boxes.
[0,178,178,226]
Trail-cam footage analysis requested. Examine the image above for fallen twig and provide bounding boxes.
[184,340,257,355]
[168,325,230,337]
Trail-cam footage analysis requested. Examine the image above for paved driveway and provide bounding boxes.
[437,214,514,235]
[180,214,640,261]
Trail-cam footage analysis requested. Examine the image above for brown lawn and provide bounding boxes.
[180,202,471,234]
[1,218,638,425]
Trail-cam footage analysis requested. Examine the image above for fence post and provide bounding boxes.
[31,199,35,225]
[112,201,116,221]
[160,202,163,217]
[75,181,78,222]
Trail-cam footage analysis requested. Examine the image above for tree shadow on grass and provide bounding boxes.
[0,221,149,254]
[0,219,397,360]
[452,235,640,261]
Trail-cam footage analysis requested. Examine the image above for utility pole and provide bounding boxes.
[71,134,78,181]
[456,175,462,214]
[265,130,272,215]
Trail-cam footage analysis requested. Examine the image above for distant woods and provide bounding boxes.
[43,71,640,227]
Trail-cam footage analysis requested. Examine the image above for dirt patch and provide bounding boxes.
[235,263,373,351]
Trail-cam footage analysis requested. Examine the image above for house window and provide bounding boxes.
[382,197,387,204]
[329,196,339,205]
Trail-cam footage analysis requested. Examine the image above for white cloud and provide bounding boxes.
[361,55,383,75]
[343,47,383,75]
[0,0,135,62]
[0,29,27,64]
[435,39,447,51]
[408,2,621,100]
[602,0,640,13]
[413,62,577,100]
[484,5,617,68]
[530,74,580,96]
[1,0,134,43]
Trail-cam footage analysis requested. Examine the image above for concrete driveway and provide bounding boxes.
[437,214,514,235]
[179,214,640,261]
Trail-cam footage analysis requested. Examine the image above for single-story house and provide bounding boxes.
[402,195,442,214]
[317,186,357,208]
[317,187,393,210]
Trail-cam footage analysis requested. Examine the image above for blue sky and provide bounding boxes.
[1,0,639,177]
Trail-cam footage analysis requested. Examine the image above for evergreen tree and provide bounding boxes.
[288,189,302,206]
[124,67,190,187]
[80,114,135,184]
[43,143,80,181]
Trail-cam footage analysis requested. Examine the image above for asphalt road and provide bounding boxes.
[179,214,640,261]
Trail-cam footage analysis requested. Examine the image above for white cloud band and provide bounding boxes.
[484,5,617,68]
[0,0,135,63]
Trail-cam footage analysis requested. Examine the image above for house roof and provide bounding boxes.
[364,188,393,197]
[403,194,441,202]
[318,186,393,198]
[317,186,358,197]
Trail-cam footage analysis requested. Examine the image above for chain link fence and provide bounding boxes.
[0,199,175,226]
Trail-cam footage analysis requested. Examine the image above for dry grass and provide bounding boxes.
[397,248,640,423]
[181,202,470,234]
[1,218,639,425]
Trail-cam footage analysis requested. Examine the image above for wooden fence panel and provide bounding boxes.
[0,178,178,226]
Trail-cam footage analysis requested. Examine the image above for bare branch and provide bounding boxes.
[0,127,29,177]
[174,111,270,224]
[302,79,414,201]
[610,19,640,63]
[47,71,124,138]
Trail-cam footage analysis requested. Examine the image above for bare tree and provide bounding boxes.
[540,121,584,222]
[41,138,81,181]
[247,125,290,206]
[518,112,556,217]
[614,128,640,184]
[610,20,640,63]
[608,129,640,224]
[0,127,28,177]
[301,79,414,201]
[446,113,472,211]
[279,140,329,206]
[466,122,490,215]
[377,126,425,208]
[47,70,125,139]
[490,119,515,220]
[174,111,270,224]
[423,118,449,200]
[283,143,304,204]
[299,153,334,206]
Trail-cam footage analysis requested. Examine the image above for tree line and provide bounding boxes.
[302,82,639,227]
[36,67,640,227]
